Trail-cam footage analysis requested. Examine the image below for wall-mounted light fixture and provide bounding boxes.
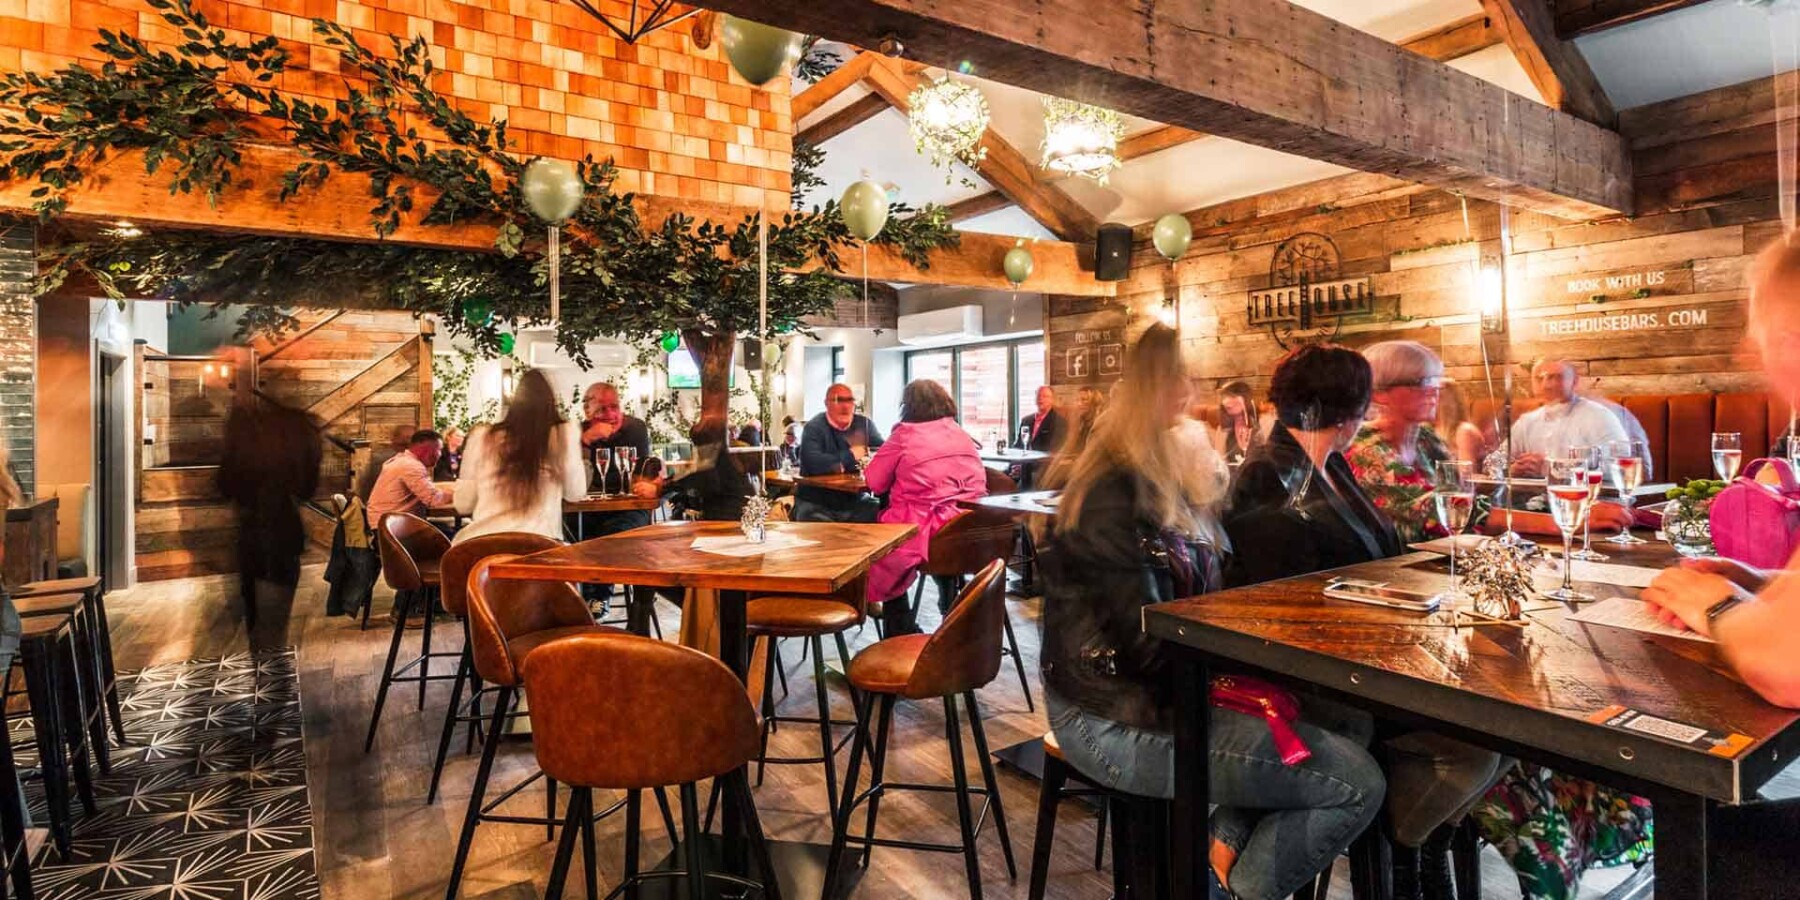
[1477,260,1506,334]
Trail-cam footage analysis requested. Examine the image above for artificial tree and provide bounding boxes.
[0,0,959,425]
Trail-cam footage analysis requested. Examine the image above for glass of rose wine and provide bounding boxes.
[1712,432,1742,482]
[1545,457,1595,601]
[593,448,612,497]
[1433,459,1476,598]
[1604,439,1649,545]
[1567,444,1608,562]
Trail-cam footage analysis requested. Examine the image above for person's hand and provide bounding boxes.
[1642,567,1747,638]
[582,420,618,444]
[1679,556,1769,592]
[1584,501,1633,533]
[629,478,660,500]
[1510,453,1546,478]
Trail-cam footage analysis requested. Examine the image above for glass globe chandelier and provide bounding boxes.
[908,76,990,173]
[1040,97,1124,184]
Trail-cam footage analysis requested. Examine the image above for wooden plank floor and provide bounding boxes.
[102,565,1641,899]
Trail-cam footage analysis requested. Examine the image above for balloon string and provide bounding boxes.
[548,224,561,323]
[1773,5,1800,234]
[862,241,869,327]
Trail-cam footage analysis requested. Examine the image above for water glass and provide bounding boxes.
[1604,438,1649,545]
[1712,432,1742,482]
[1567,444,1608,562]
[1432,459,1476,598]
[1545,456,1594,602]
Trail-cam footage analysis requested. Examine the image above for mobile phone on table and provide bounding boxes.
[1323,578,1442,613]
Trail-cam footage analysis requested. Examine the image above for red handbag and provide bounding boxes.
[1710,458,1800,569]
[1210,675,1312,765]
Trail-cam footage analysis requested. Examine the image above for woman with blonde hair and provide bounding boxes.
[453,368,586,543]
[1038,324,1383,900]
[1072,385,1107,449]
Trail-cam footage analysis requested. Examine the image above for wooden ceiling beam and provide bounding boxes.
[1553,0,1710,39]
[862,56,1100,241]
[943,190,1012,223]
[4,143,1114,296]
[696,0,1633,220]
[1118,125,1206,162]
[1399,12,1504,61]
[791,51,876,123]
[1483,0,1617,126]
[797,92,888,146]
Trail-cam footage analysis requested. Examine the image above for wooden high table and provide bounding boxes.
[1144,538,1800,898]
[490,519,916,895]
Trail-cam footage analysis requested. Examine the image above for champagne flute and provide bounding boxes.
[1604,438,1649,545]
[593,447,611,497]
[1568,444,1608,562]
[1432,459,1476,599]
[1712,432,1743,481]
[1545,456,1595,601]
[619,446,638,486]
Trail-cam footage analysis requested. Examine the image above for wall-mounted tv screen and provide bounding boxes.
[667,347,737,389]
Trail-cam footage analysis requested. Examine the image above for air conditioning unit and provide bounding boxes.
[897,305,984,347]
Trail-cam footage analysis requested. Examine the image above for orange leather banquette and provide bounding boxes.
[1468,392,1793,484]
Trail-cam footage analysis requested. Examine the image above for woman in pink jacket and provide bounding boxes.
[863,379,989,634]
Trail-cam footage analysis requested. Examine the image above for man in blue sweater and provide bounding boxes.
[794,383,884,522]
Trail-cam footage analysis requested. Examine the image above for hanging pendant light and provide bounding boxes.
[908,76,989,175]
[1041,97,1124,184]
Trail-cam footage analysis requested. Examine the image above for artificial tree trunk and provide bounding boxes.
[681,327,735,434]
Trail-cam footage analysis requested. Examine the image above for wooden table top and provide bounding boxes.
[429,494,660,517]
[794,472,867,493]
[959,491,1060,517]
[1143,540,1800,804]
[488,520,917,594]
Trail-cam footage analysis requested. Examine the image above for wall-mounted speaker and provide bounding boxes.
[741,337,764,369]
[1096,222,1133,282]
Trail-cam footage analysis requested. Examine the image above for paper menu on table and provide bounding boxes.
[1569,597,1715,643]
[689,531,819,557]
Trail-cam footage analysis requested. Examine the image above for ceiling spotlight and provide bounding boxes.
[877,35,905,57]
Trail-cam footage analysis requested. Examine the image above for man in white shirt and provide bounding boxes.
[365,429,454,529]
[1509,360,1628,477]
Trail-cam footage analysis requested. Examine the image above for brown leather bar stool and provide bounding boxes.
[744,574,865,817]
[426,531,564,804]
[911,508,1034,711]
[522,631,783,900]
[365,512,457,753]
[11,610,97,856]
[12,591,112,777]
[15,575,122,746]
[824,558,1017,900]
[447,555,675,900]
[1026,731,1109,899]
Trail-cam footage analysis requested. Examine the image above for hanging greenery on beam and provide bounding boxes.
[0,0,957,421]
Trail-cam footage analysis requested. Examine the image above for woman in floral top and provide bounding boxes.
[1350,342,1651,900]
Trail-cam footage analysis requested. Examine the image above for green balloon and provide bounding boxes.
[1003,245,1034,286]
[462,298,493,324]
[1152,213,1192,261]
[520,157,583,223]
[497,333,515,355]
[659,331,681,353]
[840,179,889,241]
[719,15,801,87]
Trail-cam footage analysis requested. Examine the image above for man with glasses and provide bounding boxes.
[577,382,655,607]
[795,383,884,522]
[1508,359,1628,478]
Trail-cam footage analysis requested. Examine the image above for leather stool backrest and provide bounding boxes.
[904,558,1007,699]
[984,468,1019,496]
[440,533,563,617]
[922,509,1016,579]
[465,555,594,688]
[377,513,452,592]
[521,631,760,789]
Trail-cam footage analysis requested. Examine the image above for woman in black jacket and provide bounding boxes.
[1038,326,1384,900]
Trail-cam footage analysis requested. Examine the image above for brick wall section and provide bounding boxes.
[0,220,32,496]
[0,0,793,210]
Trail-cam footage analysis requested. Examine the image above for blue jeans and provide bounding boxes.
[1046,690,1384,900]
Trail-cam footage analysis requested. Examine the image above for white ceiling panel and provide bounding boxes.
[807,107,991,210]
[956,206,1056,241]
[1579,0,1784,110]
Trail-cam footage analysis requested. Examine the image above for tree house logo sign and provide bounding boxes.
[1246,232,1373,348]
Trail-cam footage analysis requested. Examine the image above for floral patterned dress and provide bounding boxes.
[1472,765,1654,900]
[1344,424,1455,544]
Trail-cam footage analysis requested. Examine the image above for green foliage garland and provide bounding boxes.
[3,0,959,376]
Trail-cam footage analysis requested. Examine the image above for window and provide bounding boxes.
[830,346,846,384]
[900,337,1047,445]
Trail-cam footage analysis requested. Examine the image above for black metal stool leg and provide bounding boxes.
[1093,798,1108,871]
[1028,748,1070,900]
[730,768,784,900]
[821,690,875,900]
[544,787,583,900]
[679,783,706,900]
[19,637,70,856]
[53,632,95,816]
[810,634,839,818]
[577,788,598,900]
[755,636,776,786]
[428,644,473,803]
[86,588,126,747]
[858,694,895,869]
[965,691,1016,879]
[1000,613,1034,713]
[446,686,512,900]
[365,588,414,753]
[655,786,678,846]
[624,789,642,890]
[943,695,984,900]
[418,588,436,711]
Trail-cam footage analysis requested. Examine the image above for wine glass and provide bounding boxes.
[1545,456,1595,602]
[618,446,638,485]
[1712,432,1743,481]
[1432,459,1476,598]
[1567,444,1608,562]
[1604,438,1649,545]
[1783,434,1800,472]
[592,448,611,497]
